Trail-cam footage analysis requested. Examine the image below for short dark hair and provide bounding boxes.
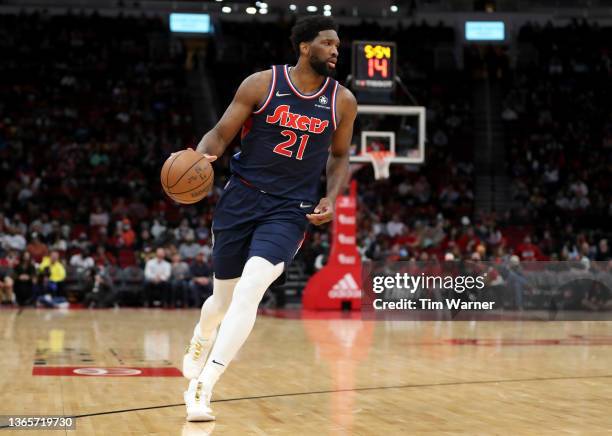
[290,16,338,55]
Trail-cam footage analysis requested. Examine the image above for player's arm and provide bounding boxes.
[307,86,357,226]
[193,70,272,161]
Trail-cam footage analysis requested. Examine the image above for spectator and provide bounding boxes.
[516,236,543,261]
[13,251,36,306]
[121,220,136,248]
[174,218,195,242]
[179,233,201,261]
[10,214,27,236]
[2,228,26,252]
[170,253,191,307]
[70,249,95,275]
[151,219,167,241]
[83,266,117,308]
[38,250,66,296]
[135,228,154,252]
[144,248,171,307]
[48,233,68,253]
[457,227,481,255]
[89,205,110,229]
[194,217,211,242]
[189,251,212,307]
[72,233,92,254]
[30,214,53,240]
[386,214,405,238]
[93,245,117,266]
[502,255,532,310]
[139,246,155,268]
[595,239,610,261]
[0,253,15,304]
[27,233,49,263]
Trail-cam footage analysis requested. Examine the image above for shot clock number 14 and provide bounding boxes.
[351,41,396,92]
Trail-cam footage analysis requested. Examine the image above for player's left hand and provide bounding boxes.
[306,197,334,226]
[170,148,217,163]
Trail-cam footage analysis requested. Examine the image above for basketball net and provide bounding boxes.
[367,151,394,180]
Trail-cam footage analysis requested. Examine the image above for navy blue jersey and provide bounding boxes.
[230,64,339,203]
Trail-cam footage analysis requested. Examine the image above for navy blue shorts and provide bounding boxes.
[211,176,315,280]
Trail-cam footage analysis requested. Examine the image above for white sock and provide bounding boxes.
[197,277,240,340]
[198,256,284,390]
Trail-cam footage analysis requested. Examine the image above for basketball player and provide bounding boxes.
[182,16,357,421]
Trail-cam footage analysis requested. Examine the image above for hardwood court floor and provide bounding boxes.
[1,308,611,435]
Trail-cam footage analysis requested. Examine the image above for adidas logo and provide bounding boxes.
[328,273,362,299]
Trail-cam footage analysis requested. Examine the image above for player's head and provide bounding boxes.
[290,16,339,77]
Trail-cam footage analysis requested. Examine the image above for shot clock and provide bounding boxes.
[351,41,397,93]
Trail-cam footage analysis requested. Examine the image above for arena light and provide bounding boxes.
[169,13,211,34]
[323,4,331,10]
[221,6,231,13]
[289,4,297,11]
[465,21,505,41]
[259,8,268,14]
[390,5,398,12]
[323,10,332,16]
[246,6,257,14]
[306,5,318,12]
[259,2,268,7]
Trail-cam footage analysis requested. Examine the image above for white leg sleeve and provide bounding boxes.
[197,256,284,390]
[197,277,240,339]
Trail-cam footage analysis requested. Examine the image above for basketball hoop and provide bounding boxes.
[367,151,395,180]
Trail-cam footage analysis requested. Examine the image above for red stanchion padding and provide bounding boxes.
[302,181,362,310]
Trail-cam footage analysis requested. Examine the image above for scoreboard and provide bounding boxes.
[351,41,396,92]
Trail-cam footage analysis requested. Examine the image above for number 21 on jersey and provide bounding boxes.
[273,130,309,160]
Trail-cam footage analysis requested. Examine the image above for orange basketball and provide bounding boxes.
[160,149,214,204]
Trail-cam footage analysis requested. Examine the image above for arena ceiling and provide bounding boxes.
[3,0,612,16]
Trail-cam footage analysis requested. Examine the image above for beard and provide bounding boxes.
[309,55,336,78]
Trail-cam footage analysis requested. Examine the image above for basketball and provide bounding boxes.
[160,149,214,204]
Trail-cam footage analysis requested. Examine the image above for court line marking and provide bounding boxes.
[2,373,604,425]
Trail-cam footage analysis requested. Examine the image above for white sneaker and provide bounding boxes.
[182,324,214,379]
[185,379,215,422]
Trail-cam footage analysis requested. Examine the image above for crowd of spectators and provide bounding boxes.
[500,20,611,261]
[0,11,217,307]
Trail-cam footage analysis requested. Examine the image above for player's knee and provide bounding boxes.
[212,277,239,311]
[230,257,284,308]
[243,256,284,279]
